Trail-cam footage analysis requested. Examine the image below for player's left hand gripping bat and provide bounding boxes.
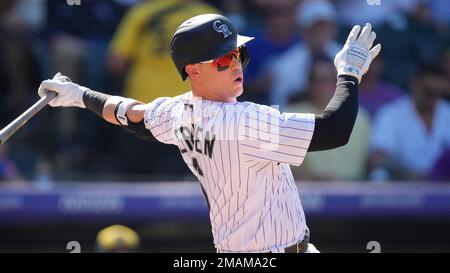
[0,91,58,145]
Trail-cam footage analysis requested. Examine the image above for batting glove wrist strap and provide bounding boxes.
[334,23,381,84]
[112,97,140,126]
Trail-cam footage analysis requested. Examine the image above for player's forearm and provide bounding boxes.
[308,75,359,152]
[83,90,155,141]
[83,90,144,125]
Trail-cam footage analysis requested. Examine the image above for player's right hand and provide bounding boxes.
[334,23,381,84]
[38,72,88,108]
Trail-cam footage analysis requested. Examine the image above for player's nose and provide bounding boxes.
[230,56,242,71]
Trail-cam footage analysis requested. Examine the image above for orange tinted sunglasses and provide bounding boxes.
[201,48,241,71]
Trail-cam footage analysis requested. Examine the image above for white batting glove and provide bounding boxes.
[38,72,88,108]
[334,23,381,84]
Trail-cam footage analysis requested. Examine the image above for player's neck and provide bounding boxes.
[190,83,237,103]
[192,91,237,103]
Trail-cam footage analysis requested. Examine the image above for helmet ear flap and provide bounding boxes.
[239,45,250,69]
[181,66,189,81]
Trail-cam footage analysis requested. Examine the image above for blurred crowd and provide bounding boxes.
[0,0,449,184]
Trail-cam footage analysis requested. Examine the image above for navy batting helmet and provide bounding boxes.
[170,14,254,81]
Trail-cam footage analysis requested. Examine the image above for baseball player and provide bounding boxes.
[38,14,380,253]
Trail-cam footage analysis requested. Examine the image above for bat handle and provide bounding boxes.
[0,91,58,145]
[40,90,58,105]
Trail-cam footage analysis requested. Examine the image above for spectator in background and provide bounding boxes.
[270,0,341,110]
[369,63,450,182]
[358,56,405,120]
[240,0,299,105]
[286,59,371,181]
[47,0,133,88]
[95,224,140,253]
[106,0,217,178]
[221,0,248,32]
[32,157,55,190]
[45,0,136,178]
[408,1,447,66]
[0,0,49,178]
[376,0,447,89]
[0,0,42,121]
[107,0,217,103]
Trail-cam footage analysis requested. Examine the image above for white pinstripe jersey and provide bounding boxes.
[143,92,315,253]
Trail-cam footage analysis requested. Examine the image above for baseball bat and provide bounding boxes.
[0,91,58,145]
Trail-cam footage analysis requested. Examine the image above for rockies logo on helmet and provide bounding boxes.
[213,20,232,38]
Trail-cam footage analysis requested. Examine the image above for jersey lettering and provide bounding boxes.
[175,125,216,159]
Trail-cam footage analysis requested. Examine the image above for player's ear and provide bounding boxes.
[185,64,200,79]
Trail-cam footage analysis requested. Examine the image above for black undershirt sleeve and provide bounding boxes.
[82,89,111,118]
[308,75,359,152]
[82,90,156,141]
[122,120,157,141]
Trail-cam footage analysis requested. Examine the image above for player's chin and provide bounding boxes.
[231,83,244,97]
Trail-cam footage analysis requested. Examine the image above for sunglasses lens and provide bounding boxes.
[212,49,241,69]
[213,56,231,67]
